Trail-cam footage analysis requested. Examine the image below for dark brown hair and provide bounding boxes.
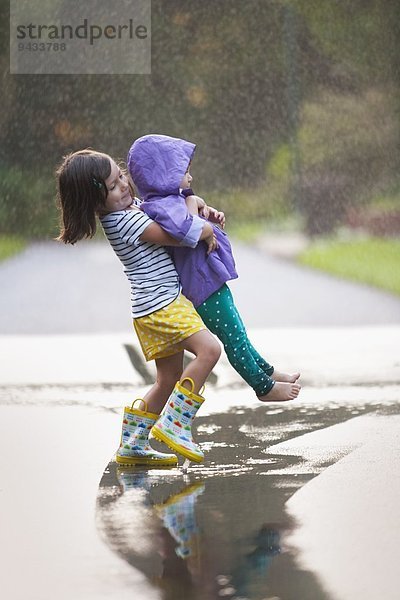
[56,149,112,244]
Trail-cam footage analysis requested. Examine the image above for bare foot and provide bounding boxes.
[258,382,301,402]
[272,370,300,383]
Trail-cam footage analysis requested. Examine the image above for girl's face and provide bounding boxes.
[180,165,193,189]
[102,159,132,213]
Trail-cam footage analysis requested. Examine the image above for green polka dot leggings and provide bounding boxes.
[196,284,275,396]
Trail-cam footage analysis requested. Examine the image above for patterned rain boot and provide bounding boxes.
[152,378,205,463]
[116,399,178,466]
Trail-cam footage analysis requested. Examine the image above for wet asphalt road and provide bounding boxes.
[0,239,399,334]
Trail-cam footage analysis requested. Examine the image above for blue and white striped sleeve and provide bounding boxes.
[117,211,152,246]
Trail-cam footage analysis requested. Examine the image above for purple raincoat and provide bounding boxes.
[127,134,238,307]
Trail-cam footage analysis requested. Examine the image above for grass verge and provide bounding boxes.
[298,237,400,296]
[0,235,27,262]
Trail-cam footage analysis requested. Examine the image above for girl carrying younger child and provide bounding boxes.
[56,149,221,466]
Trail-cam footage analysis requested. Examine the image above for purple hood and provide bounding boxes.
[127,134,195,200]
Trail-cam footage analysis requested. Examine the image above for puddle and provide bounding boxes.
[97,462,323,600]
[96,400,400,599]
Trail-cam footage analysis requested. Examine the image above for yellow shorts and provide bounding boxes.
[133,293,206,361]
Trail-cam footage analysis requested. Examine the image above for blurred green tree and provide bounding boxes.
[0,0,399,236]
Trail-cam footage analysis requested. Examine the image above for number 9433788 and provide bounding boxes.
[18,42,66,51]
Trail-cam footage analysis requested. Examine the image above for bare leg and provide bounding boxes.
[150,330,220,464]
[179,329,221,394]
[142,329,221,412]
[143,352,184,414]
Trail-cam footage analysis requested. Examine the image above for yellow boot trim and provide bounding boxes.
[152,426,204,464]
[115,453,178,466]
[156,482,205,508]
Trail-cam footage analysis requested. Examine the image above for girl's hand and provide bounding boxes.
[188,194,206,210]
[207,207,225,229]
[186,194,225,228]
[204,232,218,254]
[185,194,209,218]
[199,204,210,220]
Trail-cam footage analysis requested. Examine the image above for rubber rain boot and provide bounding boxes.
[116,399,178,466]
[152,378,205,463]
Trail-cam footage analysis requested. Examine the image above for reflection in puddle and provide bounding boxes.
[97,462,325,599]
[96,402,400,599]
[97,464,206,597]
[97,464,284,599]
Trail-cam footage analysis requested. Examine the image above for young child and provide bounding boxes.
[127,134,301,402]
[56,149,221,466]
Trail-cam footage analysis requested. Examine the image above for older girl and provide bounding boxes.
[56,149,221,466]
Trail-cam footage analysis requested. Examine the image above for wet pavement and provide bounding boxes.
[1,378,399,600]
[1,241,400,599]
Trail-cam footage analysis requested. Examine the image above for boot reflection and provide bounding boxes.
[97,460,205,598]
[116,464,159,494]
[154,482,205,560]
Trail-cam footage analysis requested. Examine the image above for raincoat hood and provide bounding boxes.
[127,134,196,200]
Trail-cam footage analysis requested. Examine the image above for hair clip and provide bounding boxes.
[92,177,103,189]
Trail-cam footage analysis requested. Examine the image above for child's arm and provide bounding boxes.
[139,222,184,246]
[185,196,218,253]
[140,215,217,254]
[141,196,213,249]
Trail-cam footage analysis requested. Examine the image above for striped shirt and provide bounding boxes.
[100,208,181,318]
